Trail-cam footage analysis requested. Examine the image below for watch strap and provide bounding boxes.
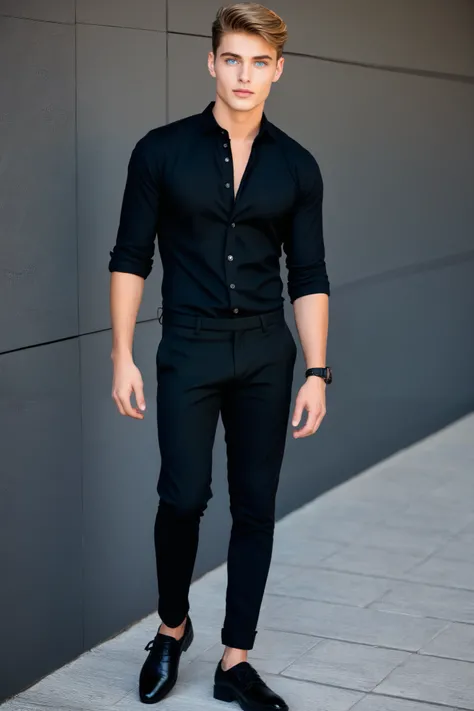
[305,366,332,384]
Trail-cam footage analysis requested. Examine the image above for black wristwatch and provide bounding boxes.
[305,366,332,384]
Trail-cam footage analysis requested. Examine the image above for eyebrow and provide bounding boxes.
[220,52,273,61]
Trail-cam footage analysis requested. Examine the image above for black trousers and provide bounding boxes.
[153,307,297,650]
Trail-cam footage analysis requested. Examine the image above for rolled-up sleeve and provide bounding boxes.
[108,133,160,279]
[283,150,330,303]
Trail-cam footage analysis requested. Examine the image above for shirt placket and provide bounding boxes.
[220,129,239,315]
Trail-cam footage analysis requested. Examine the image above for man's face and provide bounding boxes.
[208,32,284,113]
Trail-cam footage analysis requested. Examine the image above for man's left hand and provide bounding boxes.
[291,376,326,439]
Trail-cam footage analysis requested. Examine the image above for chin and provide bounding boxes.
[228,93,258,111]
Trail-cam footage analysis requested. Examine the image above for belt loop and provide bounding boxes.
[259,314,267,332]
[194,317,202,335]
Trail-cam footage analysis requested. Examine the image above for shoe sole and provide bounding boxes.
[213,683,288,711]
[213,684,236,704]
[139,625,194,704]
[182,625,194,652]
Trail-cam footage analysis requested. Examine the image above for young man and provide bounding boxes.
[108,3,331,709]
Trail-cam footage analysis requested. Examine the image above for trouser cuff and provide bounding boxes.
[221,626,258,650]
[158,601,190,629]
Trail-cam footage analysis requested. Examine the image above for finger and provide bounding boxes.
[313,409,326,433]
[133,381,146,412]
[118,390,141,419]
[294,409,318,438]
[112,392,126,416]
[291,399,305,427]
[310,407,326,434]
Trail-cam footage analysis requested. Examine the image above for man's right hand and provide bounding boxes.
[111,355,146,419]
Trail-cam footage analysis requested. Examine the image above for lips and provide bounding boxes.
[233,90,253,95]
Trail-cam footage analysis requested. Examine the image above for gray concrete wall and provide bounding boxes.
[0,0,473,701]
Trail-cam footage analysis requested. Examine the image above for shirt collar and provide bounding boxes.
[200,100,276,142]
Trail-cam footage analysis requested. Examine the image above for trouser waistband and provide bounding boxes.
[159,307,284,332]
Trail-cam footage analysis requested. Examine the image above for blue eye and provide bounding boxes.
[225,58,267,67]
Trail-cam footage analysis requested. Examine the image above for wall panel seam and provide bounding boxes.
[166,0,169,124]
[2,247,473,356]
[74,9,87,654]
[167,30,474,84]
[335,248,474,294]
[75,21,166,33]
[0,13,74,25]
[288,55,474,85]
[0,319,158,356]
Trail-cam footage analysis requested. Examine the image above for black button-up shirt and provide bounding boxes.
[108,101,330,318]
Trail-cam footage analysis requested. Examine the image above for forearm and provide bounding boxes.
[110,271,145,360]
[293,293,329,368]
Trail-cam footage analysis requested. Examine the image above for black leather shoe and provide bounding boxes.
[139,616,194,704]
[213,660,289,710]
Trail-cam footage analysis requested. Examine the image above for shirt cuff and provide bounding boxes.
[108,250,152,279]
[288,277,330,303]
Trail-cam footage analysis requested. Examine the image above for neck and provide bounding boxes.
[212,95,264,142]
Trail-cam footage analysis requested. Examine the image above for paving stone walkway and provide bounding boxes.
[3,413,474,711]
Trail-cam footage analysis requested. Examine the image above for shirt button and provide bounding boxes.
[233,308,239,314]
[230,283,235,289]
[227,255,234,261]
[231,222,236,228]
[224,157,230,162]
[223,143,228,148]
[225,182,231,188]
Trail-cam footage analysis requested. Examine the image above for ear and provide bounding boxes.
[208,51,216,78]
[272,56,284,83]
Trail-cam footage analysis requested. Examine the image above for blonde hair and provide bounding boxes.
[212,3,288,60]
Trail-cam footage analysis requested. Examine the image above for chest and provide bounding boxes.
[163,137,297,222]
[231,141,253,199]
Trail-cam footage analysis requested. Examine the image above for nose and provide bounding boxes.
[238,62,251,83]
